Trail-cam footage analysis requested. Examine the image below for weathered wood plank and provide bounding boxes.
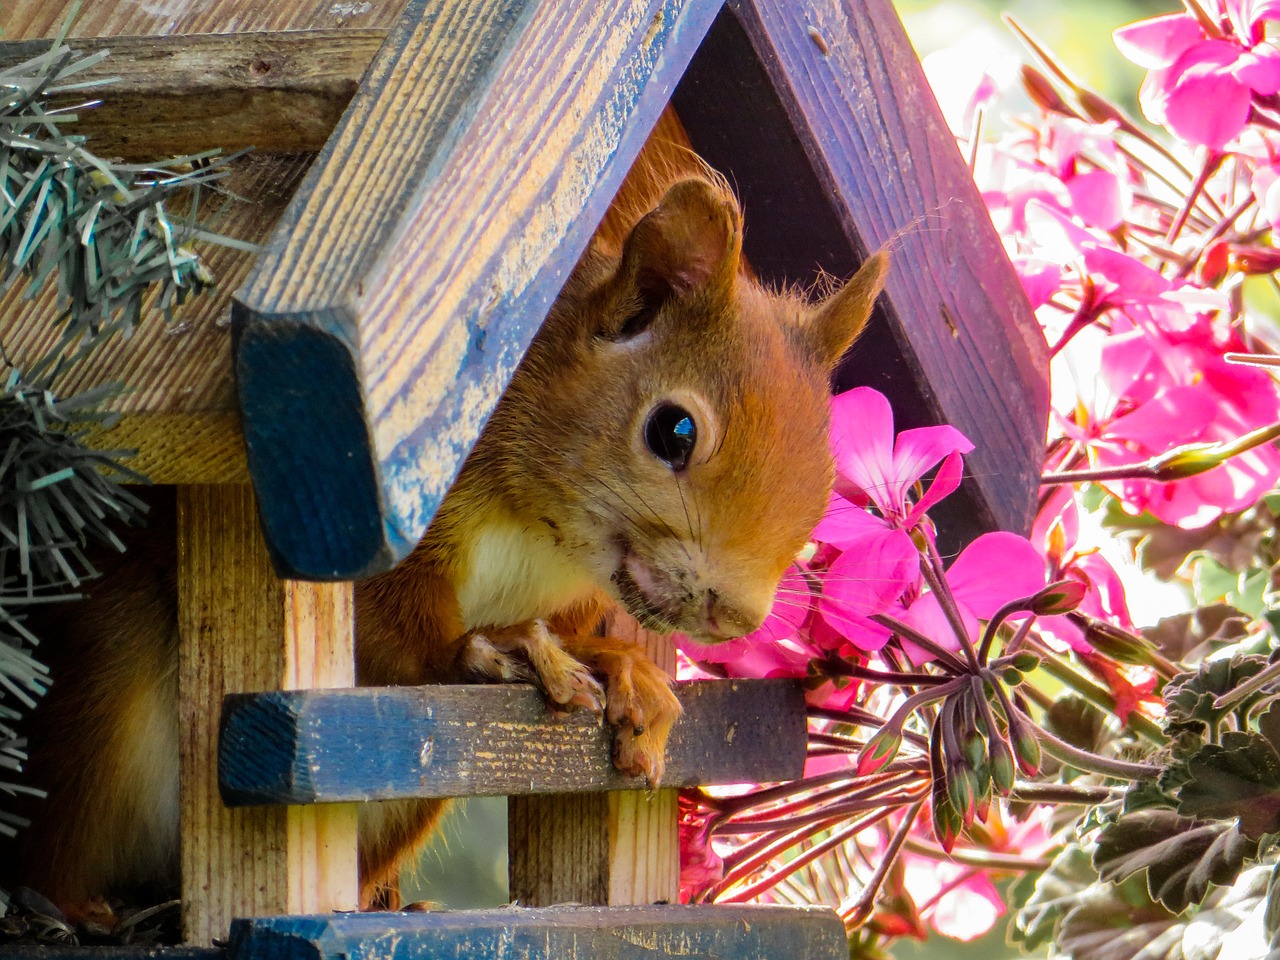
[233,0,726,579]
[509,611,679,907]
[0,949,221,959]
[226,906,848,960]
[2,0,406,38]
[219,679,805,805]
[671,0,1048,544]
[0,31,384,159]
[178,486,358,945]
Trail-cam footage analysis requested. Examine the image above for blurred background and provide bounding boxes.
[405,0,1175,956]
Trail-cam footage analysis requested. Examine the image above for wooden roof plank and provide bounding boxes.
[672,0,1048,543]
[218,679,805,804]
[233,0,726,579]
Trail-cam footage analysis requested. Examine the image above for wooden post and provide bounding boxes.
[177,485,358,944]
[508,613,678,906]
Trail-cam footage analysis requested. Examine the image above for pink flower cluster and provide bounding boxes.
[968,9,1280,529]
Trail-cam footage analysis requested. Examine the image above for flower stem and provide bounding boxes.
[1010,781,1123,805]
[838,801,925,928]
[871,612,970,674]
[1015,704,1161,780]
[920,539,982,670]
[1212,658,1280,712]
[902,836,1052,871]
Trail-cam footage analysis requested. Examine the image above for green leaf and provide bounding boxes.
[1057,865,1271,960]
[1164,655,1271,736]
[1094,808,1259,913]
[1178,719,1280,840]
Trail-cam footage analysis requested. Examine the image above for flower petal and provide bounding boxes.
[1113,13,1204,69]
[943,531,1047,620]
[830,388,898,514]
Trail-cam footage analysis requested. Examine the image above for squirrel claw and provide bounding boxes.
[580,641,682,786]
[458,619,604,717]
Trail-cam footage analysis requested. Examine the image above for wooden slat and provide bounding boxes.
[2,0,407,38]
[0,950,221,960]
[218,679,805,805]
[671,0,1048,543]
[509,613,678,907]
[178,486,358,945]
[0,31,385,159]
[232,0,726,579]
[225,906,848,960]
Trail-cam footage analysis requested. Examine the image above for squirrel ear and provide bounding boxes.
[804,250,890,369]
[620,178,742,302]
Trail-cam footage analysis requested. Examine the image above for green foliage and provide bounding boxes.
[1177,704,1280,841]
[1093,809,1258,914]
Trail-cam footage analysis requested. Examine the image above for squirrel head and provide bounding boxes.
[491,177,889,642]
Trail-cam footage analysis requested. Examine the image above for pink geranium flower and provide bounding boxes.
[829,387,974,530]
[1115,5,1280,148]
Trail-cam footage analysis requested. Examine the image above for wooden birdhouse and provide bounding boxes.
[0,0,1046,955]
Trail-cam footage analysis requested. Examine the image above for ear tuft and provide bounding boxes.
[620,178,742,300]
[805,250,890,369]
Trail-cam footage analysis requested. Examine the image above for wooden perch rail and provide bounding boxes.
[226,907,848,960]
[0,31,384,158]
[219,679,805,805]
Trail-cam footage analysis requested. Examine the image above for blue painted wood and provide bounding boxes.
[219,678,804,805]
[233,0,726,580]
[672,0,1048,546]
[226,906,847,960]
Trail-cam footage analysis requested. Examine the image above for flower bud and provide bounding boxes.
[1151,443,1223,480]
[989,737,1016,794]
[1083,619,1159,666]
[857,725,903,776]
[1030,578,1088,615]
[1198,239,1230,286]
[1231,244,1280,275]
[1020,64,1073,116]
[931,794,961,853]
[1012,727,1042,777]
[1077,89,1122,125]
[1010,652,1042,673]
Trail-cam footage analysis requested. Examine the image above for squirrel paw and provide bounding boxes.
[459,620,605,715]
[588,643,682,786]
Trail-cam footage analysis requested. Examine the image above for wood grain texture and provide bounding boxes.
[671,0,1048,544]
[0,31,385,159]
[233,0,725,579]
[178,486,358,945]
[0,154,309,418]
[225,906,848,960]
[219,679,806,805]
[1,0,406,39]
[509,613,678,907]
[0,950,221,960]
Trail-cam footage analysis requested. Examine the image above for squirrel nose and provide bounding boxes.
[698,590,763,640]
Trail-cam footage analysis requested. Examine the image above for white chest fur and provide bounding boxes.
[454,516,596,630]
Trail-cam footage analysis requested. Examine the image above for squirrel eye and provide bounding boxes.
[644,403,697,471]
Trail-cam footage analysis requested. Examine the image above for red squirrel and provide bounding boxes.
[2,150,888,913]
